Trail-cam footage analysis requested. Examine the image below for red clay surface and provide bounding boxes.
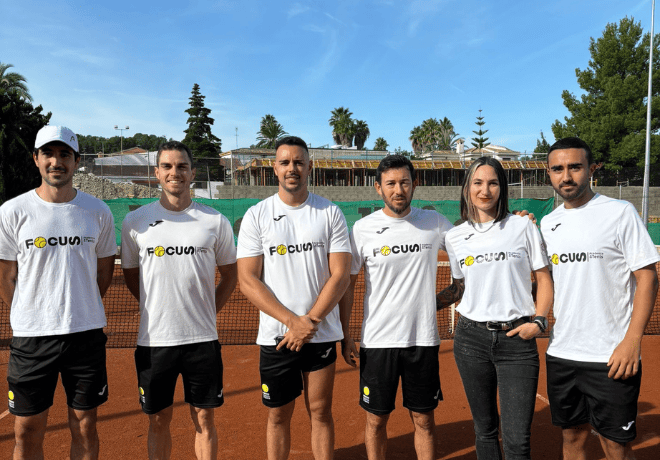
[1,337,659,459]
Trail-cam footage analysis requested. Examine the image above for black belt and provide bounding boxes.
[464,316,533,331]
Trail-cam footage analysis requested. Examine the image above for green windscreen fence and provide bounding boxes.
[2,197,659,349]
[105,197,557,245]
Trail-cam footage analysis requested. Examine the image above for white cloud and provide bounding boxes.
[50,49,114,67]
[407,0,447,36]
[303,24,327,34]
[288,2,311,18]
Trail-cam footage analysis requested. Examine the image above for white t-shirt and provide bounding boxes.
[121,201,237,347]
[446,214,548,322]
[236,192,351,346]
[350,208,452,348]
[0,190,116,336]
[541,194,660,362]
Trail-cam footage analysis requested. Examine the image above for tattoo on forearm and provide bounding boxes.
[436,278,465,310]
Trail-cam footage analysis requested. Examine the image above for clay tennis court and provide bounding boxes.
[1,262,659,459]
[0,339,659,459]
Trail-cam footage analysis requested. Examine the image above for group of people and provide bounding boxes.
[0,125,657,460]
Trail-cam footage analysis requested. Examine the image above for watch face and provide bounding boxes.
[535,317,548,330]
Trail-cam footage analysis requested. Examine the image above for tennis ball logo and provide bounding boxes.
[276,245,287,255]
[363,386,370,396]
[8,391,14,401]
[154,246,165,257]
[551,254,559,265]
[380,246,391,256]
[262,384,269,393]
[465,255,475,266]
[34,237,47,249]
[139,387,144,396]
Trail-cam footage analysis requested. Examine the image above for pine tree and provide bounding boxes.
[471,110,490,150]
[534,131,551,153]
[551,17,660,168]
[182,83,222,158]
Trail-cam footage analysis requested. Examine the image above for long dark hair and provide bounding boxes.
[460,156,509,223]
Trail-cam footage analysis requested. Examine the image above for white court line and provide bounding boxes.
[536,393,550,405]
[0,409,10,421]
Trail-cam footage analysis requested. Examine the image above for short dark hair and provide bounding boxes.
[376,154,415,184]
[275,136,309,156]
[547,137,594,165]
[460,156,509,224]
[157,141,194,166]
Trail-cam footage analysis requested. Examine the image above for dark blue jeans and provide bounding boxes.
[453,315,539,460]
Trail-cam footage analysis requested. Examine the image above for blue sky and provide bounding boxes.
[1,0,655,153]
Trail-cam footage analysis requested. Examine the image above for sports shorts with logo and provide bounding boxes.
[7,329,108,416]
[546,354,641,443]
[260,341,337,408]
[359,345,441,415]
[135,340,224,414]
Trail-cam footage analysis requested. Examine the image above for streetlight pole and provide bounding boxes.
[642,0,656,226]
[114,125,129,182]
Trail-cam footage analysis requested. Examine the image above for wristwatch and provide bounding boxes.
[533,316,548,332]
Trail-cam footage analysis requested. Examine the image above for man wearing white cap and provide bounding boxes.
[0,125,116,459]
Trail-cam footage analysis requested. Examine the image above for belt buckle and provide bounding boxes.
[486,321,501,331]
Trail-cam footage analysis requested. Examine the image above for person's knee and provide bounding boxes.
[71,415,97,439]
[15,416,47,445]
[410,411,434,434]
[149,409,173,433]
[366,413,389,432]
[562,425,589,446]
[268,404,294,426]
[599,436,631,458]
[308,398,333,424]
[190,407,216,434]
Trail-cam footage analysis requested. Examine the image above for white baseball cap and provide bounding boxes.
[35,125,79,152]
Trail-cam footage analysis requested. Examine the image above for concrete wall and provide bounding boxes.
[215,185,660,215]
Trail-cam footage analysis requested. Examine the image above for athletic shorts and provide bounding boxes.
[259,341,337,408]
[7,329,108,416]
[546,354,641,443]
[359,346,441,415]
[135,340,224,415]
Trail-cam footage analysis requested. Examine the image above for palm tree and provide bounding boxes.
[409,125,424,154]
[256,114,287,149]
[373,137,389,151]
[0,63,32,102]
[328,107,354,146]
[353,120,370,150]
[420,118,441,151]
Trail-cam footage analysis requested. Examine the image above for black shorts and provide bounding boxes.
[359,346,441,415]
[546,354,642,443]
[135,340,224,415]
[259,341,337,408]
[7,329,108,416]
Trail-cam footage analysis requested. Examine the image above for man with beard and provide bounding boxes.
[339,154,456,460]
[540,137,659,460]
[237,136,352,460]
[0,125,116,459]
[121,141,237,459]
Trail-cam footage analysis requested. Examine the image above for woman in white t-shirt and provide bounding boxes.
[444,157,553,460]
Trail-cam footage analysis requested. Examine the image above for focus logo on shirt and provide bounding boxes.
[268,241,325,256]
[459,251,522,268]
[550,252,604,265]
[146,246,208,256]
[372,243,433,257]
[24,235,95,249]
